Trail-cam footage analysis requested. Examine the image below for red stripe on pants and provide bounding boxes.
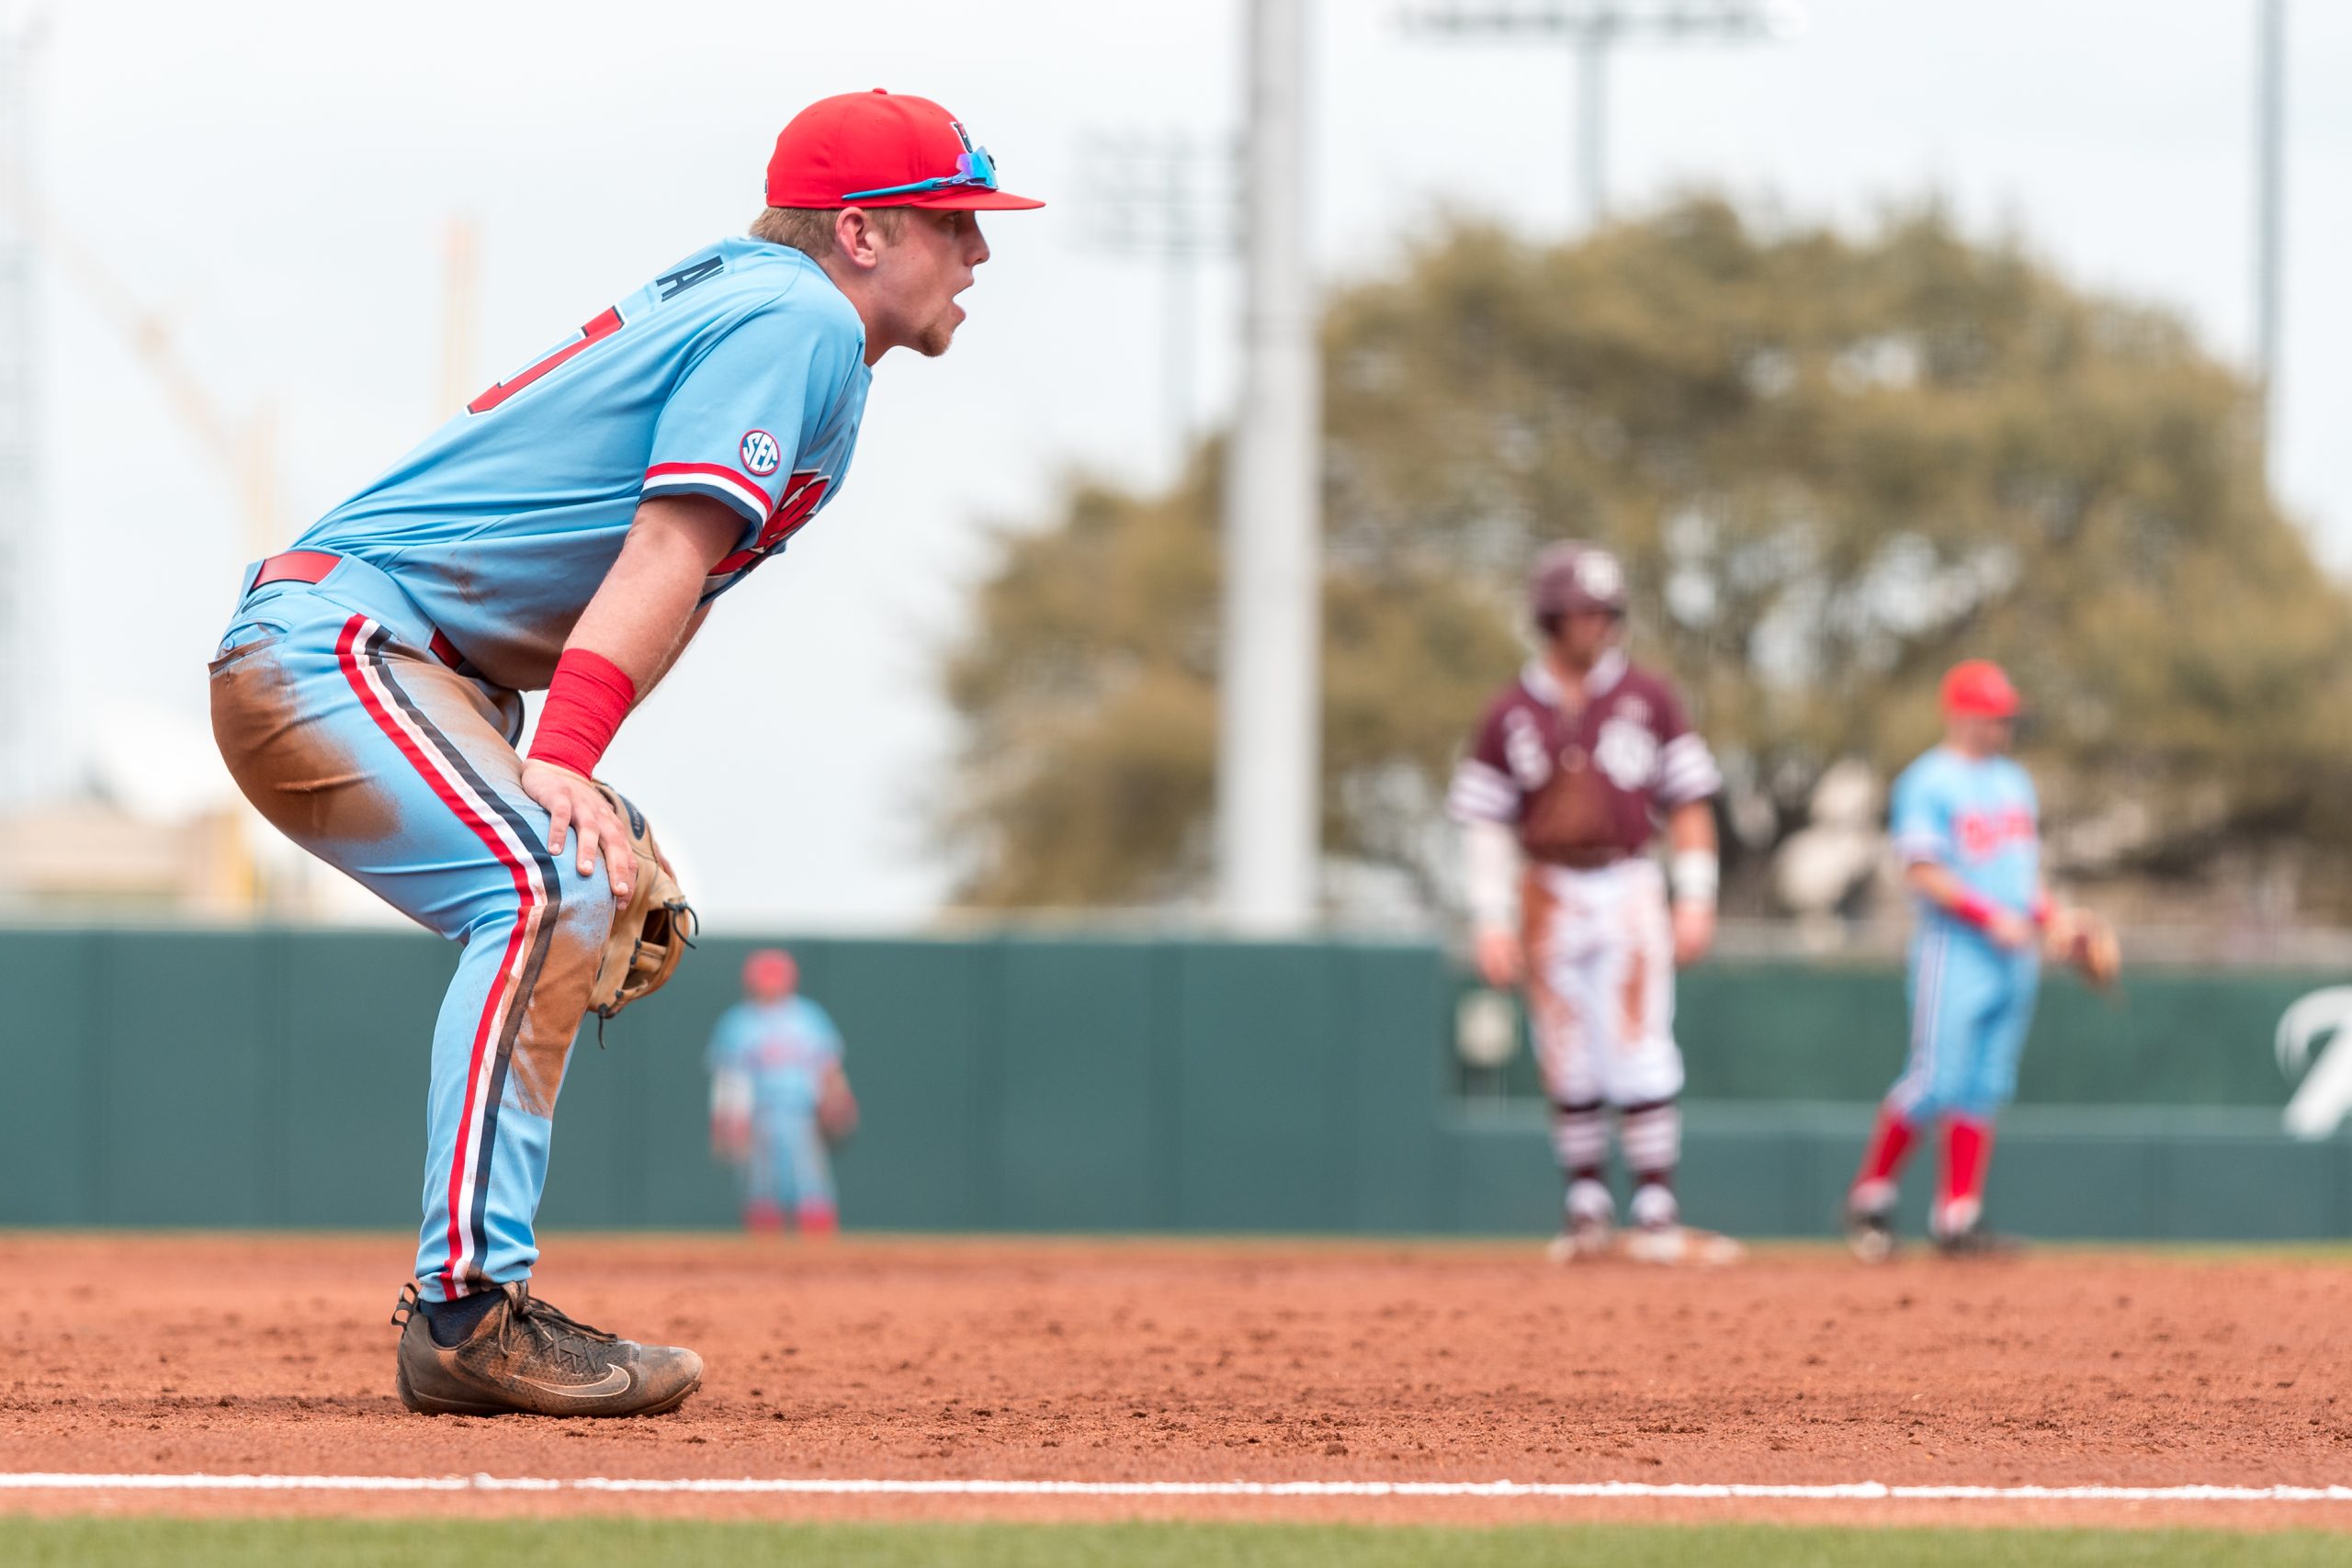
[334,614,539,1297]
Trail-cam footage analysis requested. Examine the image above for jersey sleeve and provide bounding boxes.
[705,1007,748,1075]
[1650,682,1722,807]
[641,294,861,534]
[1445,696,1522,825]
[805,1001,845,1064]
[1890,762,1953,866]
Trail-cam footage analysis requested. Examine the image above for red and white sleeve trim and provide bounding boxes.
[642,462,775,525]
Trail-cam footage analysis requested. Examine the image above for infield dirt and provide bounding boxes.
[2,1234,2346,1529]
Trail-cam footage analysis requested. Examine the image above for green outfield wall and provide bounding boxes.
[0,927,2345,1240]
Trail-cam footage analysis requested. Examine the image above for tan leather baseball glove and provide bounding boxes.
[583,782,695,1021]
[2047,906,2121,991]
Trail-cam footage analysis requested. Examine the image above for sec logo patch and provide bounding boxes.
[740,429,782,477]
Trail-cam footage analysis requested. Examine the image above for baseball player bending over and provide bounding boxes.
[1845,660,2116,1260]
[708,949,855,1236]
[207,92,1040,1416]
[1448,544,1731,1264]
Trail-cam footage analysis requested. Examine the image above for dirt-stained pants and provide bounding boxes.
[1523,857,1684,1212]
[210,553,612,1302]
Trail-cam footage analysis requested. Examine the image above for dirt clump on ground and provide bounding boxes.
[0,1234,2346,1529]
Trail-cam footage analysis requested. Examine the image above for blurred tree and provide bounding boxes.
[940,198,2352,913]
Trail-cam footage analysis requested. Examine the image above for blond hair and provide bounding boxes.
[750,206,908,262]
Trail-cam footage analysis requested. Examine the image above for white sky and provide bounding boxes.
[17,0,2350,927]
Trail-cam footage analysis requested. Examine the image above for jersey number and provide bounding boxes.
[712,470,831,576]
[466,306,625,415]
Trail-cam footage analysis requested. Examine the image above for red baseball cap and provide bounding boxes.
[1941,660,2021,719]
[764,90,1044,211]
[743,949,797,992]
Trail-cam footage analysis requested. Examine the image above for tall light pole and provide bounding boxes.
[2254,0,2286,467]
[1218,0,1321,932]
[1073,131,1240,479]
[438,214,482,422]
[1404,1,1803,230]
[0,12,46,811]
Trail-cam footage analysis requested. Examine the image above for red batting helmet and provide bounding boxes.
[1941,660,2021,719]
[1530,542,1629,622]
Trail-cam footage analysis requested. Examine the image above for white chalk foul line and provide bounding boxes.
[0,1473,2348,1504]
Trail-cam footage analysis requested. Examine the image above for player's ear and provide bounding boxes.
[835,208,886,271]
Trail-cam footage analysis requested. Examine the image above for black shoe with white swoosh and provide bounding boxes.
[392,1280,702,1417]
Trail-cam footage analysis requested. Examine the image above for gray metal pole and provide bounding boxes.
[1163,143,1194,468]
[1167,241,1194,468]
[1401,4,1797,234]
[1216,0,1321,931]
[2255,0,2285,455]
[0,19,44,810]
[1577,33,1608,228]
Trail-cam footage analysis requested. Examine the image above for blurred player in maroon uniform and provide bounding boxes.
[1448,544,1734,1264]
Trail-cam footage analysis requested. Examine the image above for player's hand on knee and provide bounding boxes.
[520,759,635,901]
[1474,927,1523,988]
[1672,900,1716,966]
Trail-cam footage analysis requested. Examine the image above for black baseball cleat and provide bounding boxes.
[392,1281,703,1416]
[1931,1224,2023,1260]
[1843,1197,1896,1265]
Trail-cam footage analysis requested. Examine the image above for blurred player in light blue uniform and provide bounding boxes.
[1847,660,2052,1260]
[708,950,853,1236]
[208,89,1041,1416]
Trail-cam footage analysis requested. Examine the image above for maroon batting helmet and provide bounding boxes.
[1530,542,1629,623]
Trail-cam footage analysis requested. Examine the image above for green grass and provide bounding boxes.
[0,1518,2342,1568]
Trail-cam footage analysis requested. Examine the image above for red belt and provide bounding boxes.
[250,549,340,588]
[251,550,470,672]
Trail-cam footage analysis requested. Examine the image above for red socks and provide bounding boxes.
[745,1200,838,1237]
[1850,1106,1917,1210]
[1937,1115,1993,1235]
[1855,1106,1997,1234]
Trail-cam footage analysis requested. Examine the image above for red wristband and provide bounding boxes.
[1950,892,1998,931]
[2030,894,2054,928]
[528,649,637,778]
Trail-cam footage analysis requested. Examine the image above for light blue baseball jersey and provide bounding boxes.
[1890,747,2041,922]
[297,237,871,692]
[707,997,844,1120]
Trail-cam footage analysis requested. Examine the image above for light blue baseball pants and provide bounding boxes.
[209,553,614,1303]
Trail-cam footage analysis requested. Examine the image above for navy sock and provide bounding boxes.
[424,1288,505,1348]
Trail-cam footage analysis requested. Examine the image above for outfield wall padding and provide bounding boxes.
[0,927,2341,1238]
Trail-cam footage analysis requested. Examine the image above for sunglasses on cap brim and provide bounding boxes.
[842,147,1000,202]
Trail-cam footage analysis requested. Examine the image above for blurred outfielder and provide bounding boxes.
[207,90,1040,1416]
[1845,660,2119,1261]
[1448,544,1732,1264]
[709,949,856,1235]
